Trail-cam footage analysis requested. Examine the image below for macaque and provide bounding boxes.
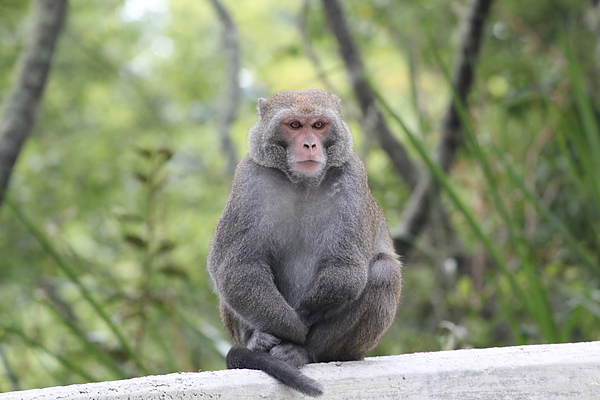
[207,89,402,396]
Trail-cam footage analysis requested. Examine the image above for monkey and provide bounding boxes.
[206,89,402,397]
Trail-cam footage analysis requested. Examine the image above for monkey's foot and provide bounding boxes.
[247,331,281,352]
[270,342,312,368]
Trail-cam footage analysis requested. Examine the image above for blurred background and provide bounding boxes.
[1,0,599,392]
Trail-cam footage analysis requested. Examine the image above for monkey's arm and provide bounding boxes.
[207,159,309,345]
[212,255,308,344]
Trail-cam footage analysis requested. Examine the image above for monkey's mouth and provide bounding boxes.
[294,160,324,175]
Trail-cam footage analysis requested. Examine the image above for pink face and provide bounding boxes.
[281,115,330,176]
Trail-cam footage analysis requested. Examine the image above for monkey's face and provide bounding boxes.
[281,114,330,177]
[248,89,353,181]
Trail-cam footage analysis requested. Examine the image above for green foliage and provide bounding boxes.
[1,0,599,392]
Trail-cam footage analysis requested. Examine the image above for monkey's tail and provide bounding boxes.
[226,345,323,397]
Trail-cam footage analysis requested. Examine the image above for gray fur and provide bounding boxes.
[206,89,402,396]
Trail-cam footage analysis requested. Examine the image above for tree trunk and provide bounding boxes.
[0,0,68,209]
[209,0,240,179]
[396,0,495,255]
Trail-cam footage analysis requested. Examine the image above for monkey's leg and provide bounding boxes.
[305,254,401,362]
[296,258,369,326]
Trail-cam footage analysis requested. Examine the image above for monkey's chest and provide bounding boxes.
[269,220,332,309]
[263,192,341,307]
[273,250,318,308]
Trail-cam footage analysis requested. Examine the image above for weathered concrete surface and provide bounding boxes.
[1,341,599,399]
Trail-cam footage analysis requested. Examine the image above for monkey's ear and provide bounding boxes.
[257,98,268,118]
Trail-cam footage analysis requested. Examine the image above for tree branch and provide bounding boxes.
[0,0,68,210]
[320,0,418,189]
[436,0,494,171]
[208,0,240,178]
[396,0,495,255]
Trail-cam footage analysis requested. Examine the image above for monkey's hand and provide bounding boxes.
[247,331,281,352]
[270,342,312,368]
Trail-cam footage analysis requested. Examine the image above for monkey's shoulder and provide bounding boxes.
[324,152,370,188]
[231,156,295,202]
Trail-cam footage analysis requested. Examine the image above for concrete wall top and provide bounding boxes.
[1,341,599,399]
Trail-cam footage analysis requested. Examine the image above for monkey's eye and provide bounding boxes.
[313,121,324,129]
[289,121,302,129]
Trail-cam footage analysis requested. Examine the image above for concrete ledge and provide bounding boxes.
[1,341,599,399]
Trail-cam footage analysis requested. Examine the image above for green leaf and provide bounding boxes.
[123,234,148,249]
